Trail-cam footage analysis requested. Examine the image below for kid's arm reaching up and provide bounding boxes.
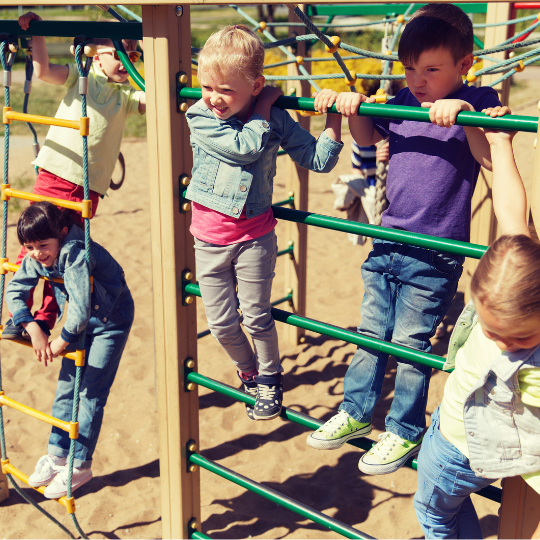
[483,106,530,237]
[18,11,69,85]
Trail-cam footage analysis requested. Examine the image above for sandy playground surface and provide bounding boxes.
[0,82,538,539]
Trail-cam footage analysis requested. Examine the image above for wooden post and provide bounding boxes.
[499,476,540,539]
[464,2,512,302]
[0,468,8,503]
[284,5,309,345]
[530,102,540,230]
[142,6,200,539]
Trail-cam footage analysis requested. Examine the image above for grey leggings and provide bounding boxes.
[194,230,282,376]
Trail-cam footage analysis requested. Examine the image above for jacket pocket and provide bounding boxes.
[213,161,237,197]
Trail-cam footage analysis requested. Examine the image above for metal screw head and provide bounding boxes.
[182,202,191,212]
[190,520,199,530]
[186,382,195,391]
[299,336,306,344]
[178,73,188,84]
[286,287,293,294]
[287,240,293,246]
[188,442,197,452]
[189,464,198,472]
[175,5,183,16]
[288,190,294,197]
[185,359,195,369]
[181,175,191,186]
[184,295,194,305]
[183,270,193,281]
[179,102,189,113]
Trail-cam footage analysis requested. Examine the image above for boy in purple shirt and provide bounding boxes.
[307,4,508,475]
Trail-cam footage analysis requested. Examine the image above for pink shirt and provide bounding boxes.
[190,202,277,245]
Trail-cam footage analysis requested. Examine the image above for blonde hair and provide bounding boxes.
[471,234,540,323]
[197,24,264,85]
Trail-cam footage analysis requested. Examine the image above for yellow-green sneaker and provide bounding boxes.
[358,432,421,475]
[306,410,372,450]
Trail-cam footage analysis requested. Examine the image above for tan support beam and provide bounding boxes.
[465,2,512,301]
[530,102,540,231]
[499,476,540,538]
[142,6,200,539]
[284,5,309,345]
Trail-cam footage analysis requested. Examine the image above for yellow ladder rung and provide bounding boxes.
[0,391,78,439]
[3,107,89,136]
[1,459,76,513]
[1,184,92,219]
[0,259,94,292]
[0,334,85,366]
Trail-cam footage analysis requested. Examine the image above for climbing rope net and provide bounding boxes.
[0,36,95,540]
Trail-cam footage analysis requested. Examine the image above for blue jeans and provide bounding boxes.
[339,239,463,441]
[48,290,134,468]
[414,407,494,539]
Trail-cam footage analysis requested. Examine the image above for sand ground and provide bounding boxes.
[0,80,538,539]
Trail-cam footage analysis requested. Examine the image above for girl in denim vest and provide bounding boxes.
[186,25,343,420]
[414,110,540,539]
[5,202,134,498]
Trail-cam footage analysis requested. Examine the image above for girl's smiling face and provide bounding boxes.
[475,299,540,353]
[24,238,62,268]
[199,67,264,123]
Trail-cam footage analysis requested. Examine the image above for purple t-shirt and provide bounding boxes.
[372,83,500,242]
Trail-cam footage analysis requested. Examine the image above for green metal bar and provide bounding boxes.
[271,293,293,306]
[473,34,485,49]
[186,372,501,503]
[306,4,487,16]
[0,20,142,40]
[178,87,538,133]
[277,149,287,157]
[273,206,487,259]
[184,283,448,371]
[188,452,374,539]
[112,40,145,92]
[273,195,295,207]
[191,531,211,540]
[197,328,211,339]
[277,245,294,257]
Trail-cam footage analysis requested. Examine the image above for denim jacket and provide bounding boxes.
[186,99,343,218]
[444,301,540,478]
[7,225,129,343]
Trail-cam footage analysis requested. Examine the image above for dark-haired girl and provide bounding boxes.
[5,201,134,498]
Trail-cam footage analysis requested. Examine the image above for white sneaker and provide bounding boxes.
[44,465,92,499]
[28,454,67,488]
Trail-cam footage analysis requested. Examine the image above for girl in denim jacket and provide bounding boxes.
[186,25,342,420]
[414,110,540,539]
[5,202,134,499]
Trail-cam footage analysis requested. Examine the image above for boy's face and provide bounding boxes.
[95,47,130,84]
[403,48,473,104]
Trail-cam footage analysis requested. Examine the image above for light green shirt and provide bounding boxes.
[440,323,540,493]
[34,62,144,195]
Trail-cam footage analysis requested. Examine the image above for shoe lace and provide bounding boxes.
[319,410,350,434]
[370,432,405,458]
[258,384,277,400]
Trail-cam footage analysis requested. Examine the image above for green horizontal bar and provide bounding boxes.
[272,206,487,259]
[184,283,447,371]
[113,40,145,91]
[271,293,293,306]
[273,196,295,207]
[197,328,211,339]
[191,532,211,540]
[0,20,142,40]
[189,451,373,539]
[187,372,501,504]
[178,87,538,133]
[306,3,487,16]
[277,150,287,157]
[277,245,294,257]
[473,34,485,50]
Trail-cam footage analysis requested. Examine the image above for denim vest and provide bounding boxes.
[185,99,343,218]
[7,225,129,343]
[444,301,540,478]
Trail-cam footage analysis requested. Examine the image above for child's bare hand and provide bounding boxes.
[18,11,41,31]
[375,140,390,162]
[257,86,284,106]
[50,336,69,358]
[421,99,474,128]
[482,106,516,145]
[23,321,53,366]
[335,92,376,117]
[313,89,339,114]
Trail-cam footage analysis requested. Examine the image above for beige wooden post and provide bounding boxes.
[284,5,310,345]
[530,102,540,231]
[0,469,8,503]
[498,476,540,539]
[142,6,200,539]
[464,2,512,301]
